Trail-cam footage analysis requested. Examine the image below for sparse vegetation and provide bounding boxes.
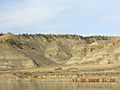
[0,33,120,81]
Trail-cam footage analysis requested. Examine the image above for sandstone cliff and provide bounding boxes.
[0,33,120,70]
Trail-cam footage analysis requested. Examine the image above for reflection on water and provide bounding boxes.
[0,81,119,90]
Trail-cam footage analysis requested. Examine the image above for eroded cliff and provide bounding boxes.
[0,33,120,70]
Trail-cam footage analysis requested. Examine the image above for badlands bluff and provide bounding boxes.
[0,33,120,82]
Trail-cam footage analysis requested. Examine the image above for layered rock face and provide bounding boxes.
[0,33,120,70]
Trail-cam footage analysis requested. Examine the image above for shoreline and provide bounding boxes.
[0,70,120,83]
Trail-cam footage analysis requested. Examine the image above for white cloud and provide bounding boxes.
[0,0,58,30]
[0,0,120,34]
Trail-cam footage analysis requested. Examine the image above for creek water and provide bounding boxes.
[0,81,119,90]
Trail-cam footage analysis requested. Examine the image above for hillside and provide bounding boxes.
[0,33,120,71]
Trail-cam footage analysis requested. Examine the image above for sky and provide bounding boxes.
[0,0,120,36]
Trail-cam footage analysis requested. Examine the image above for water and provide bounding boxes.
[0,81,119,90]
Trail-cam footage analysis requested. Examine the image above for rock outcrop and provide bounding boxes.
[0,33,120,70]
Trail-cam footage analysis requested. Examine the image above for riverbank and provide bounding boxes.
[0,69,120,82]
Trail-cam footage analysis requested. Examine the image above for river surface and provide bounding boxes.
[0,81,119,90]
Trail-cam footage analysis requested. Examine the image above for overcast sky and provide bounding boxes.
[0,0,120,35]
